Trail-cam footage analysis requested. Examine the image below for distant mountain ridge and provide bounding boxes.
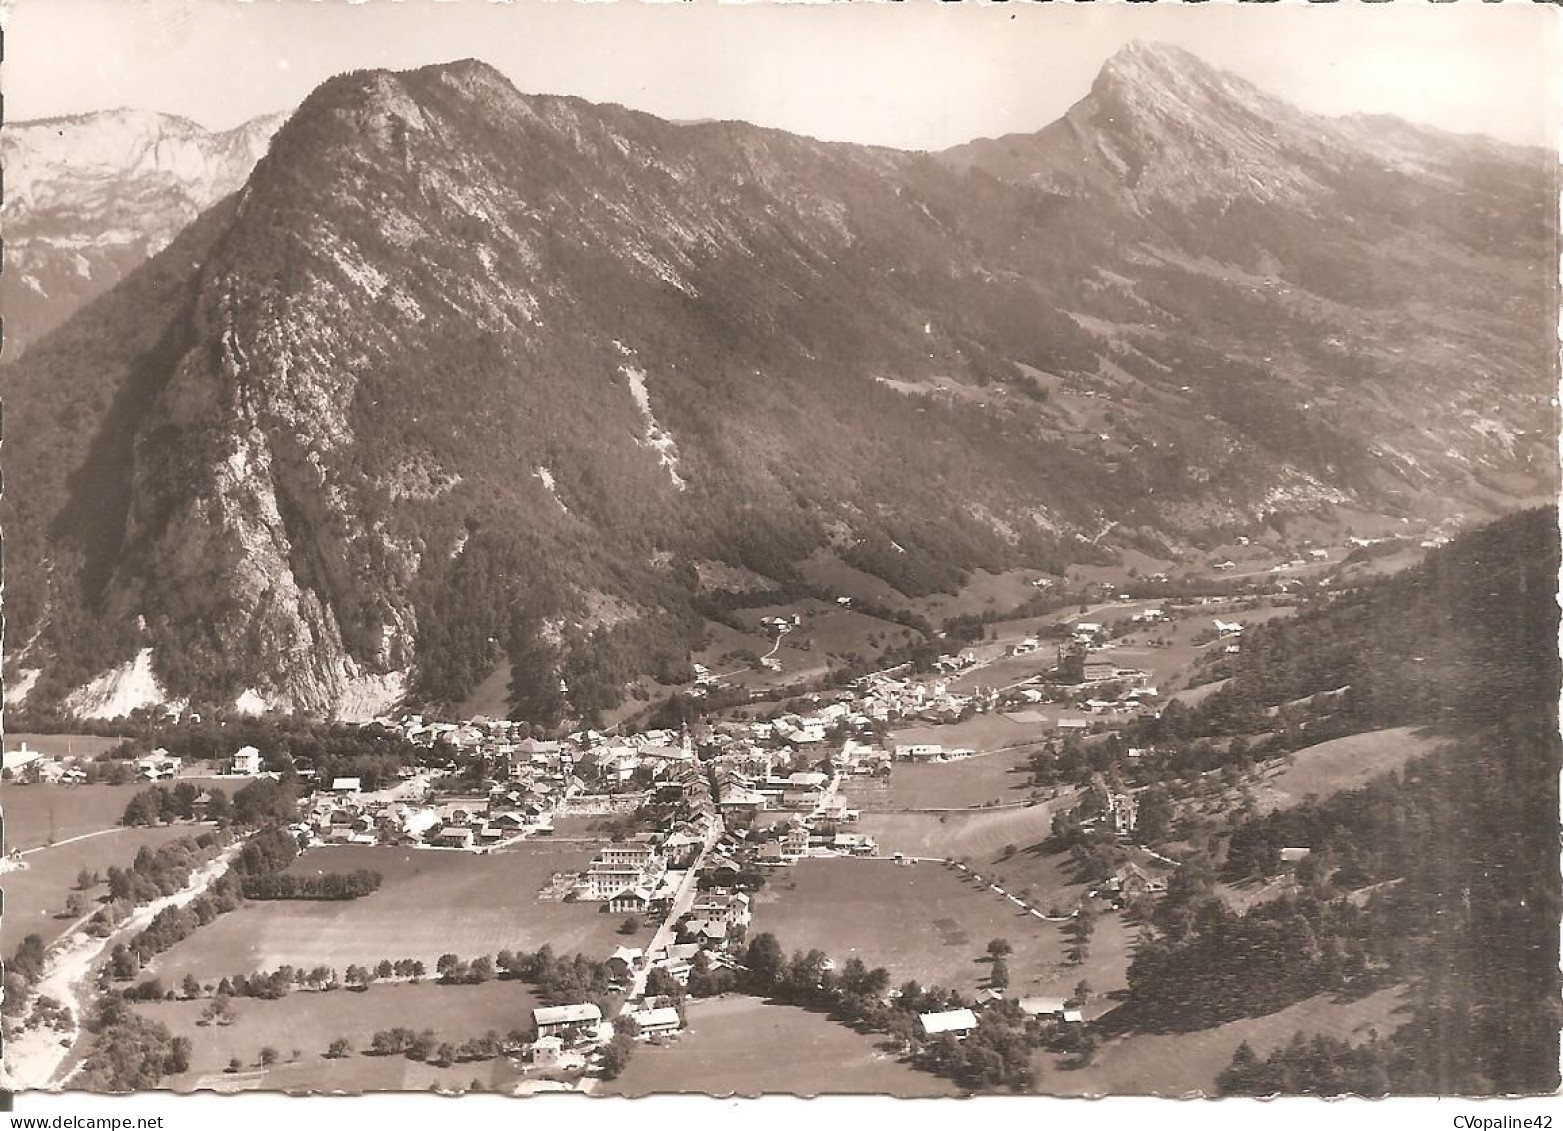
[2,107,285,355]
[2,46,1554,721]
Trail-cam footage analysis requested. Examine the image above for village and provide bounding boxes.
[0,536,1423,1096]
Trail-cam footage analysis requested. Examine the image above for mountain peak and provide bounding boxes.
[942,41,1343,210]
[1091,40,1278,127]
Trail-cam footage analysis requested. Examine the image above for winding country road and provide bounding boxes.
[0,842,242,1092]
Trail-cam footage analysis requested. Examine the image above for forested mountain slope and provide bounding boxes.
[2,47,1554,719]
[1127,509,1560,1095]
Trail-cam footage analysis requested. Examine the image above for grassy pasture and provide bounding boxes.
[853,745,1040,811]
[796,550,914,611]
[604,994,962,1097]
[2,779,229,851]
[181,1052,531,1095]
[2,824,202,950]
[750,858,1069,995]
[910,569,1057,623]
[146,844,648,982]
[1248,726,1437,814]
[855,798,1069,862]
[136,980,542,1093]
[1043,985,1410,1096]
[454,662,513,720]
[889,713,1045,755]
[5,734,127,759]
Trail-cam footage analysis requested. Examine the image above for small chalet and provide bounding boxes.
[1018,997,1068,1020]
[629,1006,682,1038]
[432,825,475,849]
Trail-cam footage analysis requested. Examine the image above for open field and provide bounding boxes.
[706,599,921,693]
[849,745,1040,811]
[890,713,1048,755]
[1167,678,1231,707]
[796,550,915,611]
[693,619,772,670]
[1098,599,1298,692]
[1248,726,1437,813]
[6,734,128,759]
[1043,984,1410,1096]
[604,994,963,1097]
[1065,549,1176,588]
[751,858,1073,996]
[136,980,542,1093]
[946,652,1060,694]
[856,794,1074,862]
[455,662,513,720]
[3,782,219,850]
[147,844,648,982]
[910,569,1058,623]
[2,825,202,950]
[175,1050,532,1095]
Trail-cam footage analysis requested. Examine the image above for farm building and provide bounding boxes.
[530,1035,565,1067]
[3,742,46,777]
[920,1008,979,1040]
[1018,997,1068,1020]
[432,825,475,849]
[534,1003,603,1041]
[630,1006,682,1038]
[1082,657,1117,682]
[608,946,645,976]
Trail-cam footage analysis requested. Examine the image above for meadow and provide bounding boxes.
[1043,985,1410,1096]
[796,550,915,611]
[749,858,1072,996]
[909,568,1057,623]
[1248,726,1437,814]
[855,795,1072,863]
[889,713,1045,755]
[3,778,229,850]
[2,824,201,950]
[849,744,1040,811]
[135,980,543,1093]
[603,994,962,1097]
[146,844,647,982]
[454,662,513,720]
[6,734,126,759]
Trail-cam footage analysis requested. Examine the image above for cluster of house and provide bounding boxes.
[3,742,88,784]
[300,775,559,850]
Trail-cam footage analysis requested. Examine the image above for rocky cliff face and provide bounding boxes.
[3,48,1554,720]
[2,108,285,355]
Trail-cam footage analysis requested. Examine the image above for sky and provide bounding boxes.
[2,0,1558,151]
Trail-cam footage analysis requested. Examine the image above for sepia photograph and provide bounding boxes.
[0,0,1558,1108]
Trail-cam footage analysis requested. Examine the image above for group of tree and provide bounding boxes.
[363,1026,524,1066]
[239,869,382,901]
[688,932,1042,1091]
[2,934,50,1017]
[120,782,232,827]
[75,995,192,1091]
[1218,1035,1391,1097]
